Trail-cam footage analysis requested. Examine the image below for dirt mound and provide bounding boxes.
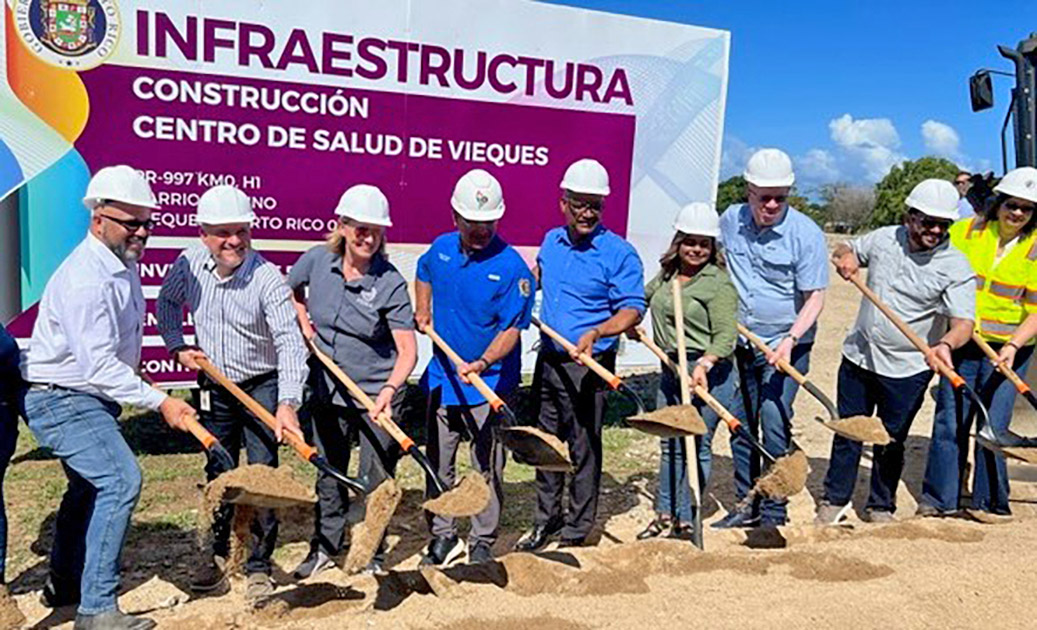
[628,405,706,437]
[753,450,809,499]
[202,464,316,515]
[442,616,589,630]
[825,415,892,444]
[0,585,25,630]
[501,427,572,471]
[777,551,894,582]
[251,583,365,622]
[343,479,403,573]
[422,473,491,517]
[864,521,985,543]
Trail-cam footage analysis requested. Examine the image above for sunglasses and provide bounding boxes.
[751,191,787,204]
[912,213,952,231]
[99,214,155,232]
[566,197,604,213]
[1004,200,1036,213]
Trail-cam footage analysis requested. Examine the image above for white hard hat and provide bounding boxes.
[83,165,159,210]
[196,185,255,225]
[744,148,795,188]
[561,158,610,196]
[904,179,959,220]
[335,184,392,226]
[451,169,505,221]
[994,166,1037,204]
[673,202,720,238]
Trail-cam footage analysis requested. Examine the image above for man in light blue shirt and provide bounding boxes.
[516,158,645,552]
[716,148,828,528]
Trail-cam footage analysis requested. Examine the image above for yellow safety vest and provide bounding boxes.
[950,217,1037,343]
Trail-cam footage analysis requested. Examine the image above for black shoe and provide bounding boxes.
[637,516,672,540]
[710,510,761,529]
[468,542,494,565]
[40,574,80,608]
[419,535,466,567]
[73,609,156,630]
[514,518,563,553]
[556,537,586,549]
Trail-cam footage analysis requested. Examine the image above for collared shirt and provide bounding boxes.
[842,225,975,377]
[537,225,646,354]
[157,246,308,403]
[22,234,165,409]
[288,246,414,405]
[645,264,738,358]
[719,204,828,346]
[417,232,535,406]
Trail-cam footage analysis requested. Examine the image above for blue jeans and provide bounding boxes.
[921,342,1034,514]
[823,359,932,511]
[22,388,142,615]
[728,342,811,522]
[654,355,738,522]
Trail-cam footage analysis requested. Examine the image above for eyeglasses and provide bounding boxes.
[911,213,952,231]
[565,197,604,213]
[99,214,155,232]
[1004,200,1036,213]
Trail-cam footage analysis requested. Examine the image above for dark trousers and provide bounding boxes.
[195,371,280,575]
[823,359,932,511]
[532,349,615,541]
[303,394,401,558]
[425,388,505,546]
[0,386,19,583]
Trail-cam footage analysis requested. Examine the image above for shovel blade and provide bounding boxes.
[422,473,492,517]
[500,427,572,472]
[221,486,314,509]
[628,405,706,438]
[821,415,892,445]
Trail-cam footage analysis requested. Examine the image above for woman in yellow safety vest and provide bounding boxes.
[920,166,1037,519]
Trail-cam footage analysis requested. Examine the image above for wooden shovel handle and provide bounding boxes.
[195,357,317,460]
[735,323,808,385]
[423,325,508,413]
[531,317,623,389]
[671,278,693,406]
[971,332,1030,392]
[307,339,415,451]
[846,274,964,386]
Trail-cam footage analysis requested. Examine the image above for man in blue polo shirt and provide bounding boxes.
[716,148,828,528]
[516,158,645,552]
[415,169,535,566]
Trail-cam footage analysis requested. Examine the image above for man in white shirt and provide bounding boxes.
[21,165,194,630]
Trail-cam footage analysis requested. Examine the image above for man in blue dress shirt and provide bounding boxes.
[516,158,645,551]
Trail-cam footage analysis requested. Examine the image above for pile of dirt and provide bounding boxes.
[422,473,491,517]
[343,479,403,573]
[202,464,316,515]
[501,427,572,471]
[228,504,255,575]
[753,450,809,499]
[0,585,25,630]
[628,405,706,437]
[864,521,985,542]
[824,415,892,445]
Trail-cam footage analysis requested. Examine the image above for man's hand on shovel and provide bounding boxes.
[927,340,955,373]
[457,359,488,385]
[275,403,304,443]
[159,396,196,432]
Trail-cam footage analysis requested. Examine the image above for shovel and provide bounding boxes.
[671,277,704,548]
[969,332,1037,459]
[307,340,491,516]
[844,275,1000,453]
[422,325,572,472]
[736,323,891,445]
[531,316,706,438]
[629,327,776,466]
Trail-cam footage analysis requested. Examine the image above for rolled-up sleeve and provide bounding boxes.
[259,269,309,403]
[62,282,165,410]
[608,246,646,314]
[157,255,189,352]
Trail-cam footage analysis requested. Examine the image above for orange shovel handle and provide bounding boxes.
[532,317,623,389]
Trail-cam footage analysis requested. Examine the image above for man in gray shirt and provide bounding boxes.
[816,179,975,525]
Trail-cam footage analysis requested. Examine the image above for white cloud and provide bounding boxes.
[828,114,906,181]
[797,148,840,184]
[921,120,962,159]
[720,134,754,180]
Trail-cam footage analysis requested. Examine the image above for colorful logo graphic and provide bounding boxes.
[13,0,121,70]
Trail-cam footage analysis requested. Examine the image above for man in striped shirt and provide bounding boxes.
[157,185,308,603]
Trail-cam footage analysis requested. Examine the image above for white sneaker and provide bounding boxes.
[814,501,852,526]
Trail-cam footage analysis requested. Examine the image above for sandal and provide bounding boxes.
[637,516,672,540]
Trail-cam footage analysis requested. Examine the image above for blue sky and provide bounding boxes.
[546,0,1035,190]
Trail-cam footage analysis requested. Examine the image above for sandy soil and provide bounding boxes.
[11,270,1037,629]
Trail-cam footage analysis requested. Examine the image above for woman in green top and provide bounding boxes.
[638,203,739,539]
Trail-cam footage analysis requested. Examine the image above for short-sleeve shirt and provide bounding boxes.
[842,225,976,378]
[537,225,646,354]
[417,232,535,406]
[288,246,414,405]
[719,204,829,346]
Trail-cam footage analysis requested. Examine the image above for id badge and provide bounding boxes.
[200,390,211,412]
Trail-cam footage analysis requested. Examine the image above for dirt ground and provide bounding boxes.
[7,269,1037,629]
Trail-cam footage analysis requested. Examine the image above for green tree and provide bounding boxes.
[715,175,824,226]
[866,156,960,228]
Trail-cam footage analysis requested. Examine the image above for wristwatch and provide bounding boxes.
[787,333,800,345]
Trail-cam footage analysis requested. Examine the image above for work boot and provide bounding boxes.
[468,541,494,565]
[863,509,895,524]
[190,554,227,593]
[710,510,760,529]
[514,517,563,552]
[244,572,275,605]
[419,536,466,567]
[814,501,852,526]
[40,573,80,608]
[292,549,335,580]
[73,609,156,630]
